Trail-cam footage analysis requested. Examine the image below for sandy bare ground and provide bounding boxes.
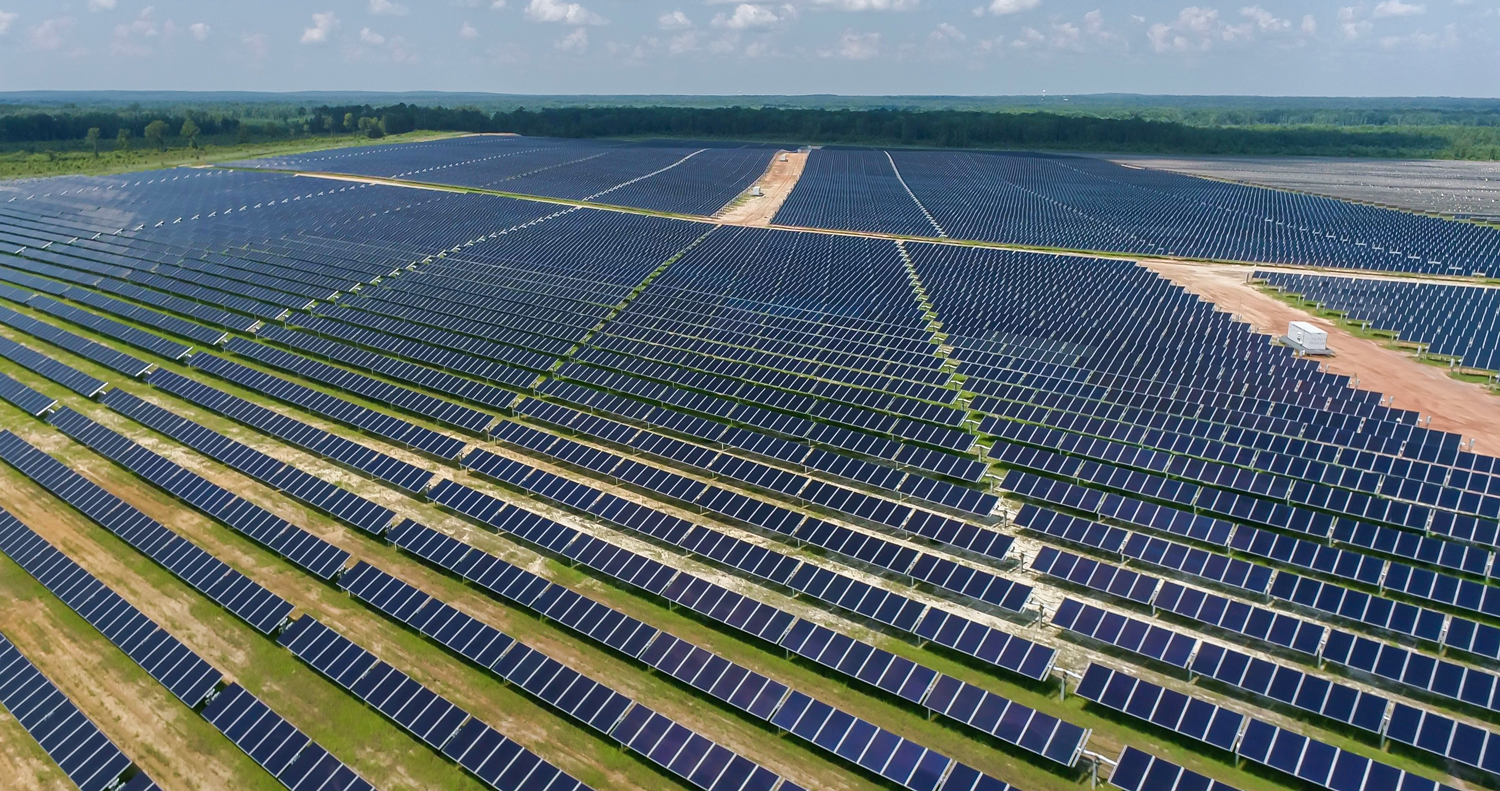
[1145,260,1500,451]
[716,150,807,225]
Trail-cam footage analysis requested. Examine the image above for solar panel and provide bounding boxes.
[1385,702,1500,773]
[0,335,107,396]
[1109,746,1242,791]
[45,408,352,581]
[1190,642,1388,733]
[0,371,57,416]
[1031,547,1159,604]
[1051,598,1196,668]
[0,430,295,634]
[200,684,376,791]
[0,630,136,791]
[1153,581,1325,656]
[1075,663,1245,752]
[1237,717,1460,791]
[0,507,223,707]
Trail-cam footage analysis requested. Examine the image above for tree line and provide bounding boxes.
[3,102,1495,158]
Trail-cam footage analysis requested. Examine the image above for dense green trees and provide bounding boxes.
[2,101,1497,159]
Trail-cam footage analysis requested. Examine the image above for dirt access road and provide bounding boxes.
[1146,260,1500,451]
[717,150,808,225]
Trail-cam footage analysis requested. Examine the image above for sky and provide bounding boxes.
[0,0,1495,97]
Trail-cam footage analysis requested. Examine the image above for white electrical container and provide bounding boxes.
[1287,321,1327,352]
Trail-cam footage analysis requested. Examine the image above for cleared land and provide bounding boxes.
[1109,154,1500,222]
[718,150,808,225]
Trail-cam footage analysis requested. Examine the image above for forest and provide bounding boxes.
[3,95,1500,169]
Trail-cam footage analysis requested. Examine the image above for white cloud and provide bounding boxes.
[712,4,794,29]
[490,0,506,7]
[668,30,700,52]
[979,0,1040,16]
[87,0,116,11]
[189,21,210,40]
[526,0,605,24]
[658,10,693,29]
[556,26,588,49]
[368,0,409,16]
[242,31,269,59]
[1010,25,1045,47]
[824,29,879,58]
[110,5,159,56]
[1338,6,1371,38]
[1147,6,1255,52]
[28,16,72,50]
[301,11,338,43]
[359,27,384,44]
[811,0,921,10]
[1381,21,1457,47]
[1300,13,1316,33]
[1373,0,1425,16]
[1241,5,1290,31]
[0,11,16,35]
[459,21,479,38]
[930,21,965,42]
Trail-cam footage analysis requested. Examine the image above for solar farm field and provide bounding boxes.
[0,134,1496,791]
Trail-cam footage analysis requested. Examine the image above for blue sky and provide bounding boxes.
[0,0,1495,96]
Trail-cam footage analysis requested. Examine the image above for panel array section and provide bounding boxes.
[0,630,141,791]
[774,148,1500,274]
[0,507,379,791]
[0,431,295,634]
[279,615,590,791]
[0,507,223,707]
[99,388,398,535]
[145,368,434,494]
[339,561,788,791]
[46,408,352,581]
[384,518,1076,785]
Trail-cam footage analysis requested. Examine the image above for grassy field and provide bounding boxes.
[0,130,463,181]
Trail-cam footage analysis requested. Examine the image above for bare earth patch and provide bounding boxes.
[717,150,808,226]
[1145,260,1500,451]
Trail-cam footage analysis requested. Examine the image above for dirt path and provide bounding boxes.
[715,150,807,226]
[1145,260,1500,450]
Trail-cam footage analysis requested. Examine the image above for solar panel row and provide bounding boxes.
[382,518,1077,784]
[1237,717,1459,791]
[201,684,377,791]
[497,412,1004,561]
[1075,664,1244,752]
[145,368,434,494]
[0,507,223,707]
[468,433,1026,615]
[0,430,294,634]
[0,301,153,377]
[278,616,589,791]
[188,352,466,460]
[1109,747,1241,791]
[338,561,787,791]
[0,370,57,416]
[100,388,397,535]
[0,334,107,396]
[46,408,352,581]
[0,630,139,791]
[225,337,494,434]
[455,452,1040,670]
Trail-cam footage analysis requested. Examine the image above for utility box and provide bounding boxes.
[749,186,763,197]
[1287,321,1327,352]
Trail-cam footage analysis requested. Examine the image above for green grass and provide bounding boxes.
[0,130,464,181]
